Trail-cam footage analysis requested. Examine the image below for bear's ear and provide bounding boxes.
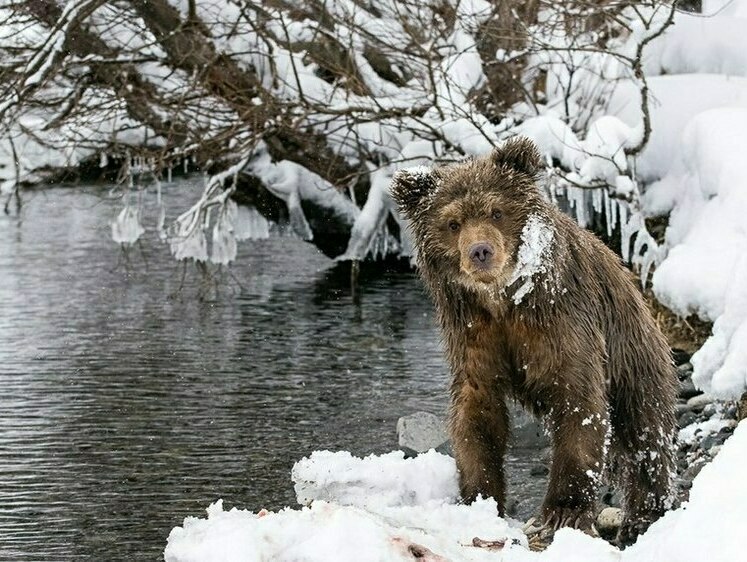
[491,137,543,176]
[390,166,439,217]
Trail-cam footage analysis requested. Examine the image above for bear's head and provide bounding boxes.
[391,137,547,290]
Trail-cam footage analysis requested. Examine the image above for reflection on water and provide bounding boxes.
[0,181,545,561]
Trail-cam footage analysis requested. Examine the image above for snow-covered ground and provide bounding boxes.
[164,420,747,561]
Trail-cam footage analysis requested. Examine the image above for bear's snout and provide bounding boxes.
[469,243,494,268]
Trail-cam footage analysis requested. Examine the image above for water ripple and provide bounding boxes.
[0,183,456,560]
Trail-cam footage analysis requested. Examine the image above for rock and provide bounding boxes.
[677,362,694,379]
[396,412,449,457]
[510,403,549,448]
[680,457,708,484]
[505,499,520,517]
[599,486,622,508]
[699,434,717,451]
[530,463,549,477]
[716,424,735,442]
[725,405,738,420]
[596,507,623,532]
[678,411,698,428]
[702,403,719,418]
[679,377,700,400]
[671,349,691,367]
[708,445,722,457]
[675,401,691,417]
[686,393,713,412]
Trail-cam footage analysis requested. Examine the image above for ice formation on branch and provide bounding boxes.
[211,199,238,265]
[111,193,145,246]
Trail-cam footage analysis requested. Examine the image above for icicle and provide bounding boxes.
[568,186,577,209]
[167,166,172,184]
[637,239,656,287]
[211,200,238,265]
[111,193,145,246]
[287,190,313,240]
[125,152,134,189]
[592,188,602,215]
[632,226,662,289]
[100,152,108,168]
[155,177,167,241]
[548,175,558,206]
[619,203,636,264]
[170,208,208,262]
[571,187,588,228]
[203,205,212,230]
[566,186,581,226]
[603,189,613,238]
[183,157,188,174]
[235,206,270,241]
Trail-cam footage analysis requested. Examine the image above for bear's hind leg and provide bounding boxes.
[541,393,609,533]
[611,406,676,545]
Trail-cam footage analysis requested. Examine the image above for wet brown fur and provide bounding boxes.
[391,138,678,545]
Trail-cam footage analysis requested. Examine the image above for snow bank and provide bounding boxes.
[647,108,747,399]
[623,419,747,562]
[502,529,619,562]
[165,498,526,562]
[165,450,526,562]
[165,420,747,561]
[293,449,458,508]
[606,74,747,181]
[643,12,747,78]
[505,419,747,562]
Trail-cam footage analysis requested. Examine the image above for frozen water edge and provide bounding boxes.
[165,420,747,561]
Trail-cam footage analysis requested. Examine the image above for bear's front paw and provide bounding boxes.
[615,518,652,547]
[542,506,596,532]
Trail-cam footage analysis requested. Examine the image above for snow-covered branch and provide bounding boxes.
[1,0,673,265]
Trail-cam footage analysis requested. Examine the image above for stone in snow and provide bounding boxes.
[596,507,623,533]
[396,412,449,456]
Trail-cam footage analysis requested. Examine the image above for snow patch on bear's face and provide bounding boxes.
[507,214,556,304]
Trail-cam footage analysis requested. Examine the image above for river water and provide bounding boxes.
[0,180,546,561]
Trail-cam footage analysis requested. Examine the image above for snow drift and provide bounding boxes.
[164,420,747,561]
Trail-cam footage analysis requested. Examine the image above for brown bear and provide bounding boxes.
[390,137,677,545]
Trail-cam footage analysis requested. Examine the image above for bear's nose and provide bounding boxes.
[469,243,494,267]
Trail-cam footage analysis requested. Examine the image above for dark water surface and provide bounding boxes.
[0,181,545,561]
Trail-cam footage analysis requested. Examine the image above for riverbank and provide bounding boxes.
[164,347,746,561]
[165,415,747,561]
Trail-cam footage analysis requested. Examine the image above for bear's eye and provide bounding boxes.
[448,220,460,232]
[491,209,503,220]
